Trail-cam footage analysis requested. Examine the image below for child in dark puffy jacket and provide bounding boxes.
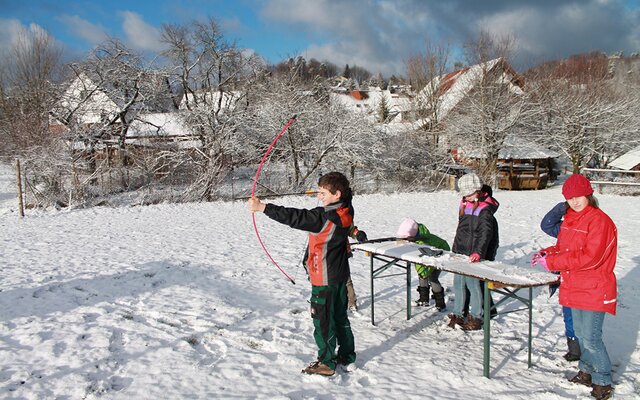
[540,201,581,362]
[396,218,450,311]
[448,173,500,331]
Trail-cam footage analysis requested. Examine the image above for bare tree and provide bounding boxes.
[442,31,529,183]
[349,65,372,85]
[238,63,380,192]
[160,17,266,200]
[0,26,62,155]
[528,54,639,173]
[50,39,174,190]
[409,38,452,146]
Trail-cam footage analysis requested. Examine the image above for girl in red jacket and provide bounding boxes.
[532,174,617,400]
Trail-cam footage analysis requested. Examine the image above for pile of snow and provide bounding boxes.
[1,163,638,399]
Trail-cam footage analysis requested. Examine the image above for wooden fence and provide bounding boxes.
[582,167,640,194]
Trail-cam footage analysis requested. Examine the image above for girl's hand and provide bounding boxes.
[531,252,551,271]
[531,250,547,267]
[469,253,481,262]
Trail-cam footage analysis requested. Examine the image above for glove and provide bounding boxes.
[532,254,550,271]
[355,230,368,242]
[531,250,547,267]
[469,253,481,263]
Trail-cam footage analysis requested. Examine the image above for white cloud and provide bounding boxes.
[0,18,28,55]
[120,11,165,52]
[0,19,61,59]
[57,15,108,45]
[260,0,639,75]
[221,16,244,34]
[261,0,345,32]
[305,42,404,77]
[261,0,431,76]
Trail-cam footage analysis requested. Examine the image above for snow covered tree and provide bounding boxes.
[527,54,639,173]
[443,30,528,183]
[160,17,265,200]
[50,39,175,190]
[409,38,452,146]
[238,62,380,192]
[377,92,390,123]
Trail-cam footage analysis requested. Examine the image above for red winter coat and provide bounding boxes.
[544,205,618,315]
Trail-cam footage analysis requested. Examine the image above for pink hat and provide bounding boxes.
[396,218,418,238]
[562,174,594,200]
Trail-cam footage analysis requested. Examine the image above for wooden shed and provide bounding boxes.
[496,137,560,190]
[464,136,560,190]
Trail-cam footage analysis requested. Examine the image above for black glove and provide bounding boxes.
[356,230,368,242]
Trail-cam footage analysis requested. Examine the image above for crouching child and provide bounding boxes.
[396,218,450,311]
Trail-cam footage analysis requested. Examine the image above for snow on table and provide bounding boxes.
[352,240,559,287]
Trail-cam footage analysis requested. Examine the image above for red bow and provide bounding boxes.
[251,115,298,284]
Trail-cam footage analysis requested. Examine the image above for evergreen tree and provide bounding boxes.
[343,64,351,78]
[378,93,390,123]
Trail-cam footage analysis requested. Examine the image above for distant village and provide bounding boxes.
[2,32,639,207]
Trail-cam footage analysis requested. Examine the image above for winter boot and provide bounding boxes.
[564,337,581,362]
[447,313,463,329]
[302,360,335,376]
[568,370,592,387]
[461,315,483,331]
[416,286,430,307]
[590,384,613,400]
[432,289,446,311]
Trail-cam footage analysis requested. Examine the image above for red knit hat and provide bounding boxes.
[562,174,594,200]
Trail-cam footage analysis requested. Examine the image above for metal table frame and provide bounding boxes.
[366,251,549,378]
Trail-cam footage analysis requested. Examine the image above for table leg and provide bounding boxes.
[370,254,375,326]
[406,261,411,320]
[528,287,533,368]
[483,281,491,378]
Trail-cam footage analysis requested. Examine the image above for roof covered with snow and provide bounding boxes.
[126,112,192,138]
[463,135,560,160]
[416,58,524,123]
[609,145,640,170]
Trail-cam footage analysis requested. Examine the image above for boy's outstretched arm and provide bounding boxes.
[249,196,324,232]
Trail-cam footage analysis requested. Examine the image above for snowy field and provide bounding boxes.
[1,162,639,399]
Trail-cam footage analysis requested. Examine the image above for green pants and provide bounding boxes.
[310,281,356,369]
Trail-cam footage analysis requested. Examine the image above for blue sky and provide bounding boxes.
[1,0,639,76]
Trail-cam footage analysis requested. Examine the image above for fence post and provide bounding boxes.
[15,159,25,218]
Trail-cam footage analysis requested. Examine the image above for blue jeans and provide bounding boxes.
[453,274,482,318]
[572,308,612,386]
[563,306,576,339]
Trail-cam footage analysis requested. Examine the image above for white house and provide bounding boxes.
[178,90,240,112]
[330,87,414,123]
[52,73,121,126]
[415,58,525,126]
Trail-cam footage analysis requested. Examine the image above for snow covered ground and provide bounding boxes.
[1,162,639,399]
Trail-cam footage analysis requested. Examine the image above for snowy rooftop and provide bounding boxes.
[464,136,560,160]
[609,145,640,170]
